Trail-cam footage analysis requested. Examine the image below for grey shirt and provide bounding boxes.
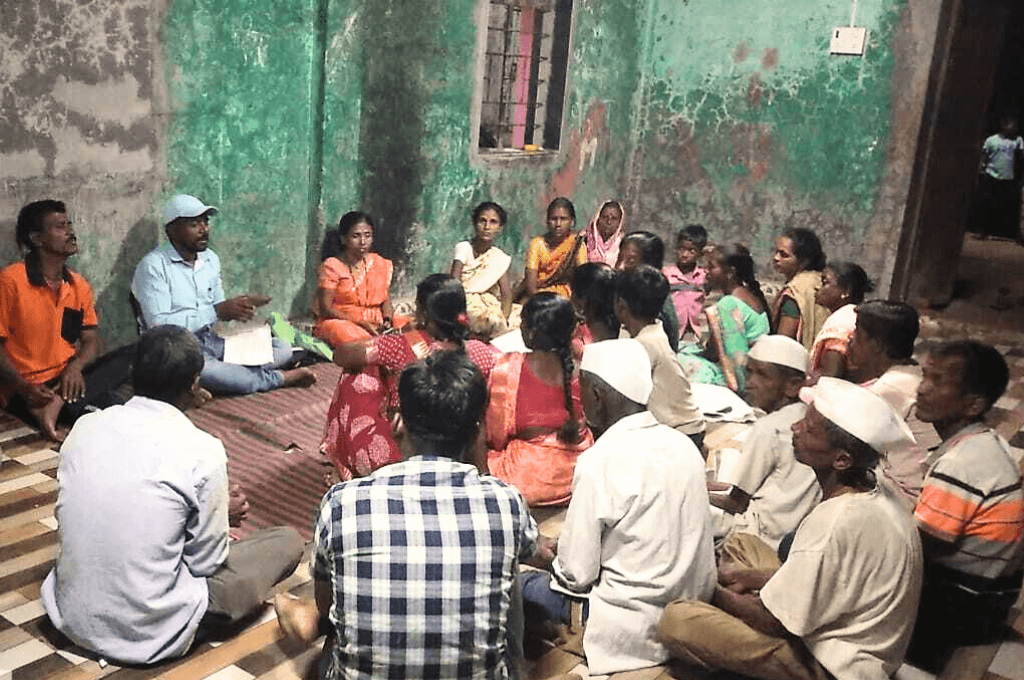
[41,396,229,664]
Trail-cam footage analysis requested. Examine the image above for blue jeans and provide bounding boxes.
[194,326,293,395]
[519,571,588,626]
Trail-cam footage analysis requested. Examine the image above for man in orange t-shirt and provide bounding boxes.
[0,200,114,441]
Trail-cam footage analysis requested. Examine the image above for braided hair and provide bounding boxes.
[522,293,581,444]
[720,243,770,319]
[416,274,469,343]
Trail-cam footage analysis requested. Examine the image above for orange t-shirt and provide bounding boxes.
[0,261,98,389]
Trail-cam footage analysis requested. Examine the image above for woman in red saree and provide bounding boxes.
[320,274,499,481]
[486,293,594,505]
[314,211,409,347]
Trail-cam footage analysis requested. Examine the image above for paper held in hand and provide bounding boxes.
[219,320,275,366]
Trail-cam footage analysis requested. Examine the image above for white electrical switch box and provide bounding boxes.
[830,26,867,55]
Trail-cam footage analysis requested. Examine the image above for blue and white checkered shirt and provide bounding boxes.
[314,455,538,680]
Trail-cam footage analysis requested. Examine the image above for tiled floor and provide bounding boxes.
[1,320,1023,679]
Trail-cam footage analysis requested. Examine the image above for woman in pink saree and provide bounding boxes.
[486,293,593,505]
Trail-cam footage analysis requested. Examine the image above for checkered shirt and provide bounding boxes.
[314,455,539,680]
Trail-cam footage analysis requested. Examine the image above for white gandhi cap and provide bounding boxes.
[801,377,915,452]
[748,335,809,373]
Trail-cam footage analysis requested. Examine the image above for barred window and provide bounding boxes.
[477,0,573,152]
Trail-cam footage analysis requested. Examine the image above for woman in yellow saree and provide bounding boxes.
[523,197,588,299]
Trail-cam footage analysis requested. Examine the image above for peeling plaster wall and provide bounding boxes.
[629,0,921,293]
[2,0,943,347]
[0,0,168,347]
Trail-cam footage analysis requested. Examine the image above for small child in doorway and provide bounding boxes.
[977,115,1024,240]
[663,225,708,344]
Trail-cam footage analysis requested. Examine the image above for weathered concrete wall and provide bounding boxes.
[2,0,946,347]
[628,0,918,293]
[0,0,168,347]
[318,0,643,293]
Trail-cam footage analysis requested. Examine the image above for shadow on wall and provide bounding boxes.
[95,217,159,349]
[357,1,430,268]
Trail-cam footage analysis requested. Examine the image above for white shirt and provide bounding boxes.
[41,396,230,664]
[632,322,705,435]
[863,365,942,512]
[982,133,1024,180]
[720,402,821,550]
[761,489,923,680]
[553,411,716,674]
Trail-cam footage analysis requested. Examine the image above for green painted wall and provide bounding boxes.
[157,0,913,313]
[162,0,321,315]
[632,0,905,276]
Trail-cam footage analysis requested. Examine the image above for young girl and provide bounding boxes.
[808,261,874,379]
[663,224,709,343]
[524,197,587,299]
[679,244,770,393]
[450,201,513,340]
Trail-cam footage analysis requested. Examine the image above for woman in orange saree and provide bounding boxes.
[314,211,408,347]
[486,293,593,506]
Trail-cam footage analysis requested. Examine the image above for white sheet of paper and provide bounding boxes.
[222,325,275,366]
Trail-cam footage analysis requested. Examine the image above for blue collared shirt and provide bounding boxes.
[132,242,225,332]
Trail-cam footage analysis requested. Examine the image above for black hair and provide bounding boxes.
[522,293,581,444]
[855,301,919,361]
[826,261,874,305]
[718,244,770,318]
[415,273,470,342]
[599,200,623,215]
[823,418,880,489]
[677,224,708,250]
[472,201,507,226]
[571,262,619,336]
[932,340,1009,414]
[132,325,205,405]
[616,265,669,320]
[781,227,827,271]
[621,230,665,268]
[399,351,487,459]
[547,196,576,223]
[999,115,1018,129]
[16,200,71,286]
[321,211,375,261]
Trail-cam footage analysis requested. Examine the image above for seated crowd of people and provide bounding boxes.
[3,194,1022,679]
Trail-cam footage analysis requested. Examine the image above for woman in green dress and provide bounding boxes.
[678,244,770,393]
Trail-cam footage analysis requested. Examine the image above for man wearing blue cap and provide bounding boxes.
[132,194,315,395]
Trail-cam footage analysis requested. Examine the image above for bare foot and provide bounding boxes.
[274,593,321,644]
[282,367,317,388]
[193,387,214,409]
[28,396,66,442]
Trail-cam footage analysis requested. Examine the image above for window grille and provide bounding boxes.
[478,0,572,152]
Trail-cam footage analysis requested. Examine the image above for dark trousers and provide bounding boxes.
[4,343,135,425]
[198,526,304,634]
[906,562,1022,672]
[974,174,1022,239]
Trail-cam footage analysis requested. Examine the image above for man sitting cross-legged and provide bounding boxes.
[132,194,315,395]
[520,338,716,675]
[708,335,821,554]
[907,340,1024,671]
[275,350,548,679]
[660,378,923,680]
[0,200,132,441]
[41,326,304,665]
